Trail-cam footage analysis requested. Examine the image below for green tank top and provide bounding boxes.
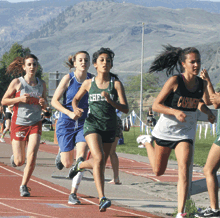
[84,76,118,131]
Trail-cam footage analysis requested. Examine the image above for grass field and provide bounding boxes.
[41,125,217,167]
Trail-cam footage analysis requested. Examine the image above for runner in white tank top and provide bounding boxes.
[136,45,215,217]
[1,54,48,197]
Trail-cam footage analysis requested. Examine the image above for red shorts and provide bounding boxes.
[11,121,42,141]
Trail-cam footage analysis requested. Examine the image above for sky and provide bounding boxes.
[7,0,37,2]
[5,0,220,2]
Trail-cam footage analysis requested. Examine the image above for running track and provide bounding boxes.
[0,138,204,217]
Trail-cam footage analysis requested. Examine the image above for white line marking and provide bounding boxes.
[0,166,153,217]
[0,202,57,218]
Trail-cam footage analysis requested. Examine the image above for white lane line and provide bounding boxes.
[0,166,156,218]
[0,202,57,218]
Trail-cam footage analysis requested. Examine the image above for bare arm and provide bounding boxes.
[101,80,129,114]
[197,101,216,124]
[39,80,48,109]
[1,78,30,106]
[200,69,216,106]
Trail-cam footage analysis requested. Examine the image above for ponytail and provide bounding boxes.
[149,44,200,76]
[65,51,90,70]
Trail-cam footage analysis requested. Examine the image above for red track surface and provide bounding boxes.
[0,138,204,217]
[39,141,205,183]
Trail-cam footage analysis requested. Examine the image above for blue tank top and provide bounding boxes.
[59,72,92,124]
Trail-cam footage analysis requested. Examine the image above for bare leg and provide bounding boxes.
[203,143,220,209]
[2,119,11,138]
[175,141,192,213]
[144,140,172,176]
[12,139,26,166]
[21,133,41,186]
[109,137,120,183]
[61,149,74,168]
[79,133,112,200]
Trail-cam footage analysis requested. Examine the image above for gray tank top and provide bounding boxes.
[13,77,44,126]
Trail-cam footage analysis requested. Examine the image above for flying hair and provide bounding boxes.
[148,44,200,76]
[6,54,38,76]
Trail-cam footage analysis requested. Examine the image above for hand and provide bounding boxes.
[200,69,211,82]
[174,110,187,122]
[68,111,78,120]
[210,92,220,105]
[68,108,84,120]
[21,93,30,103]
[39,97,46,107]
[207,112,216,124]
[101,91,110,102]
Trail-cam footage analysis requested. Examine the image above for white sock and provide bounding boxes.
[72,171,84,189]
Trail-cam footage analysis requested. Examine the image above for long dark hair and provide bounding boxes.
[149,44,200,76]
[92,47,119,79]
[7,54,38,76]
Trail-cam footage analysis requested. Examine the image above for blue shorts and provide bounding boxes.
[56,118,86,152]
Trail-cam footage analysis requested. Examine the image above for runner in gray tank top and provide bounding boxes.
[1,54,48,197]
[71,48,129,212]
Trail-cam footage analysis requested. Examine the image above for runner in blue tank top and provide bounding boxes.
[71,48,129,212]
[51,51,92,205]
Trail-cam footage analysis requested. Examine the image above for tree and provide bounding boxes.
[124,72,160,92]
[0,43,43,100]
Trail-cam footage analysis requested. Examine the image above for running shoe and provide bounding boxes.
[195,207,220,217]
[55,149,64,170]
[10,154,17,167]
[68,193,81,205]
[0,138,5,142]
[68,157,84,179]
[99,197,111,212]
[136,135,153,144]
[176,213,187,218]
[20,185,31,197]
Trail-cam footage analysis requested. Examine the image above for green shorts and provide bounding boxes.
[84,127,116,143]
[214,134,220,146]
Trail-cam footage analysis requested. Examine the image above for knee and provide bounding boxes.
[14,157,25,166]
[93,155,104,166]
[204,165,215,177]
[62,160,73,168]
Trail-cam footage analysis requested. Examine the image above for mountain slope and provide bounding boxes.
[19,1,220,85]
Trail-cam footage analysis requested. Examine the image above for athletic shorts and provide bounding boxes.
[84,129,116,143]
[154,137,193,150]
[115,116,123,138]
[56,119,86,152]
[11,121,42,141]
[5,112,12,120]
[213,134,220,146]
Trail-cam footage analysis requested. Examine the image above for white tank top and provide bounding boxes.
[152,110,197,141]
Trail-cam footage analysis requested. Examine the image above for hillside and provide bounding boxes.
[19,1,220,85]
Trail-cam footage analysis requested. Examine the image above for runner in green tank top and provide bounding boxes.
[71,47,129,212]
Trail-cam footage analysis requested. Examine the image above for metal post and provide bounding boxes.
[140,22,144,122]
[56,71,59,88]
